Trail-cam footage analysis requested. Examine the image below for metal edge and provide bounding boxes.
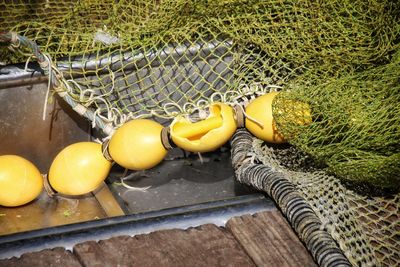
[0,39,233,89]
[0,193,275,260]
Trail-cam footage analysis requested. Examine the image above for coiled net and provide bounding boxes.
[231,130,399,267]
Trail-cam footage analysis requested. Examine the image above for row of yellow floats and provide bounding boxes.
[0,92,293,207]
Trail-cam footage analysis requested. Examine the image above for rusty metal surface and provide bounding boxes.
[0,82,90,172]
[0,194,274,260]
[0,82,124,235]
[0,74,255,242]
[0,192,107,236]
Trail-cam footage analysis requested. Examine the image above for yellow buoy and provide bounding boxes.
[245,92,312,143]
[170,103,237,152]
[0,155,43,207]
[108,119,168,170]
[49,142,112,195]
[245,92,286,143]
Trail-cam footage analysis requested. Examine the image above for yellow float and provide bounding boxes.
[245,91,286,144]
[245,91,312,143]
[108,119,168,170]
[0,155,43,207]
[170,102,237,153]
[1,92,309,206]
[48,142,112,195]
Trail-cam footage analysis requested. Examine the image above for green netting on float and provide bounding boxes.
[272,56,400,190]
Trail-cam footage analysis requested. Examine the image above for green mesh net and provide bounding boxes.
[249,138,399,266]
[0,0,398,131]
[0,0,399,266]
[272,56,400,190]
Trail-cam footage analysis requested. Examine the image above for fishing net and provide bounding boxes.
[0,0,399,266]
[231,130,399,267]
[1,0,399,133]
[272,57,400,190]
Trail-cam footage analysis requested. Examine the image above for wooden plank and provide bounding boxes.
[73,224,256,267]
[0,247,82,267]
[226,211,317,267]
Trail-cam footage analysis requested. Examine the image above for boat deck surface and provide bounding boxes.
[0,210,317,267]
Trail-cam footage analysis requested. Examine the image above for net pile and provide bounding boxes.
[1,0,399,131]
[0,1,399,266]
[272,57,400,190]
[244,136,399,266]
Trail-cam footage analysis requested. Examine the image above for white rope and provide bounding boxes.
[38,57,280,139]
[158,82,281,126]
[102,123,115,136]
[72,104,88,116]
[120,170,152,191]
[210,92,224,103]
[41,54,53,121]
[197,152,204,164]
[24,56,32,72]
[163,102,184,117]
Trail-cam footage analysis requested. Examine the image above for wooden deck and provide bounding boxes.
[0,210,317,267]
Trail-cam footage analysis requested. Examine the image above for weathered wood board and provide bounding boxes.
[73,224,255,267]
[227,211,317,267]
[0,210,317,267]
[0,247,82,267]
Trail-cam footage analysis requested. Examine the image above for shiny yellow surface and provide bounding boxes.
[108,119,167,170]
[49,142,112,195]
[170,103,237,153]
[245,92,286,143]
[173,116,223,138]
[0,155,43,207]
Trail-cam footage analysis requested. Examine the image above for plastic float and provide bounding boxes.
[1,91,300,206]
